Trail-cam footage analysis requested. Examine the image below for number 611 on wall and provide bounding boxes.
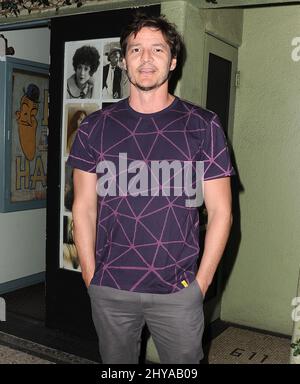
[0,57,49,212]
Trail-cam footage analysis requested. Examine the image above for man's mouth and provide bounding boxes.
[139,67,156,73]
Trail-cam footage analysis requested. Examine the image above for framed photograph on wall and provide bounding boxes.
[0,57,49,212]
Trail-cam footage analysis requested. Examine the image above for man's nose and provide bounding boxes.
[141,48,153,63]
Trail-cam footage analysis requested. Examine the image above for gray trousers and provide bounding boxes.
[88,279,205,364]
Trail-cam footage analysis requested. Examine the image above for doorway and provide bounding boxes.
[202,33,238,140]
[201,33,238,324]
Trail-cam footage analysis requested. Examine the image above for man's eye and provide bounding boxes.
[132,48,140,53]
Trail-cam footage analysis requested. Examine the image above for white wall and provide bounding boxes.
[0,27,50,286]
[3,28,50,63]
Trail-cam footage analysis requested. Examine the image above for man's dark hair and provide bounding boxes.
[120,13,183,59]
[72,45,100,76]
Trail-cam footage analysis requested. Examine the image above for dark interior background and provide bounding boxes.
[46,5,161,340]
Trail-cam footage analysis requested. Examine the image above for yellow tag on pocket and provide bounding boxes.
[181,280,189,288]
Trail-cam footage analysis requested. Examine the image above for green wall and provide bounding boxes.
[162,1,243,104]
[164,1,299,336]
[146,1,244,362]
[221,5,300,336]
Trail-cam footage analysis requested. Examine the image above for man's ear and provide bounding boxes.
[170,57,177,72]
[122,58,127,71]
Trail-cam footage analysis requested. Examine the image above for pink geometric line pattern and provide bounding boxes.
[67,97,234,293]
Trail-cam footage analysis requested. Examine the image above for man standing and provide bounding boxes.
[68,13,234,364]
[102,47,122,99]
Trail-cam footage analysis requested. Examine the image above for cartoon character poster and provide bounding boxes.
[11,69,48,203]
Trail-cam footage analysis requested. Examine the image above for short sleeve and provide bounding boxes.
[66,120,97,173]
[202,113,235,180]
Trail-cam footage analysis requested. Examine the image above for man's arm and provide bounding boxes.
[72,168,97,288]
[196,177,232,297]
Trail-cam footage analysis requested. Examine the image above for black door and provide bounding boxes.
[199,37,237,312]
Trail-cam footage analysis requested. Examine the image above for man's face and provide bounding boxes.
[123,27,177,92]
[75,64,91,86]
[109,51,121,67]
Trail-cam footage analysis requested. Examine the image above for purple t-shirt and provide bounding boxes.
[67,97,235,293]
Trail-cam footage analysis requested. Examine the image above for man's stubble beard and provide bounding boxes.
[125,68,172,92]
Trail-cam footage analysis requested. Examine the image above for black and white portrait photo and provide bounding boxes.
[64,40,102,100]
[102,40,129,100]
